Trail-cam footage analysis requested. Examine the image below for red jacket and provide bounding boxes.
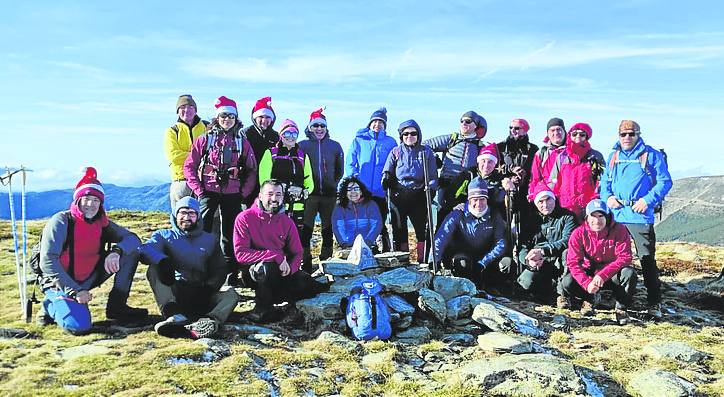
[527,144,565,201]
[551,140,604,218]
[233,200,302,274]
[566,220,632,290]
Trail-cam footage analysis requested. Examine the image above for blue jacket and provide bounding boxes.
[434,205,507,269]
[599,138,672,225]
[332,200,383,248]
[345,127,397,198]
[382,124,438,191]
[139,216,227,289]
[299,129,344,197]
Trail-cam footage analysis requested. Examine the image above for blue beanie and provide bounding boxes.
[369,107,387,127]
[585,199,609,217]
[467,177,489,199]
[175,196,200,215]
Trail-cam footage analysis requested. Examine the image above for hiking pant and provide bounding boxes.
[146,262,239,324]
[370,195,391,252]
[169,180,193,214]
[447,253,513,291]
[390,188,429,252]
[625,223,660,305]
[42,249,141,334]
[559,266,638,308]
[199,192,244,267]
[302,195,336,268]
[517,249,567,299]
[240,262,326,313]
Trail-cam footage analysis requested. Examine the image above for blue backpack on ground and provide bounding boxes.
[343,278,391,341]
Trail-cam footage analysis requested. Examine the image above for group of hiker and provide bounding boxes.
[34,94,672,339]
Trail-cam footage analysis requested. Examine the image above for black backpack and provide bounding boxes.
[29,216,75,279]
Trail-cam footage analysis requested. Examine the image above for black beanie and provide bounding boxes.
[546,117,565,130]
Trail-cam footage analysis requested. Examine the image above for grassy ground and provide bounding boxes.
[0,211,722,396]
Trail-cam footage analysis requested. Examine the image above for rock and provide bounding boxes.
[247,333,286,345]
[442,333,476,346]
[59,344,111,361]
[377,267,433,294]
[396,327,431,344]
[328,275,369,294]
[195,338,231,361]
[476,332,535,354]
[319,261,360,277]
[433,276,477,300]
[383,294,416,316]
[296,293,346,321]
[315,331,360,354]
[453,353,625,397]
[551,315,568,329]
[418,288,447,323]
[390,364,427,382]
[361,350,394,367]
[471,298,545,337]
[374,251,410,268]
[223,323,276,336]
[394,315,413,330]
[643,341,709,364]
[446,295,472,321]
[629,369,698,397]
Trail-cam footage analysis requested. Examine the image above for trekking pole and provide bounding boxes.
[3,167,25,316]
[421,152,438,274]
[20,167,33,322]
[386,186,397,251]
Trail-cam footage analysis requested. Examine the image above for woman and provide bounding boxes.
[443,142,509,213]
[381,119,438,261]
[184,96,257,266]
[332,176,383,250]
[559,199,637,325]
[550,122,605,222]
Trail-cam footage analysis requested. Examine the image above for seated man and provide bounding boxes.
[141,196,239,339]
[37,167,147,334]
[517,188,576,302]
[434,178,512,291]
[559,199,637,325]
[233,179,327,323]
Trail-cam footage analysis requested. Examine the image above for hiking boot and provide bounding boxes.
[580,301,595,317]
[246,307,283,324]
[185,317,219,339]
[36,306,53,327]
[615,309,630,326]
[154,314,191,338]
[106,304,148,321]
[556,296,571,310]
[647,303,663,319]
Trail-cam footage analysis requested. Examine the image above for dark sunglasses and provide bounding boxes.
[619,132,638,137]
[219,113,236,120]
[570,131,588,138]
[401,131,419,137]
[509,126,522,131]
[460,118,474,125]
[311,123,326,128]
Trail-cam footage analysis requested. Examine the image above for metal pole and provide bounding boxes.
[5,167,25,315]
[421,152,438,274]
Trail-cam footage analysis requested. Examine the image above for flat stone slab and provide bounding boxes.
[296,293,346,321]
[433,276,477,300]
[315,331,360,354]
[383,294,416,316]
[319,261,360,277]
[643,341,709,364]
[442,333,476,346]
[328,275,369,294]
[396,326,432,344]
[59,344,112,361]
[374,251,410,268]
[418,288,447,323]
[471,298,545,337]
[629,369,698,397]
[446,295,472,321]
[377,267,433,294]
[477,332,534,354]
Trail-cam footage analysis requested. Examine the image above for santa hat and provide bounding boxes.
[214,96,238,117]
[476,142,499,164]
[252,96,275,120]
[568,122,593,139]
[308,107,327,128]
[534,187,556,204]
[74,167,105,203]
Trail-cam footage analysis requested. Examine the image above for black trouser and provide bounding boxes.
[370,195,391,252]
[302,195,335,260]
[240,262,326,313]
[199,192,243,267]
[625,223,660,304]
[146,262,239,323]
[390,188,429,251]
[446,253,513,290]
[517,249,568,299]
[559,266,638,309]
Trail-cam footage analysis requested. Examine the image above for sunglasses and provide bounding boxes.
[509,126,522,131]
[619,132,638,138]
[311,123,326,128]
[401,131,419,137]
[347,186,361,192]
[460,118,474,125]
[570,131,588,138]
[219,113,236,120]
[282,130,299,139]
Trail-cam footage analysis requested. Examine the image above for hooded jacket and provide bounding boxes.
[164,116,207,181]
[233,200,303,274]
[139,199,227,289]
[566,220,633,290]
[599,137,672,224]
[382,120,438,191]
[331,199,383,247]
[298,128,344,197]
[518,204,576,265]
[434,205,507,269]
[550,139,605,218]
[345,127,397,198]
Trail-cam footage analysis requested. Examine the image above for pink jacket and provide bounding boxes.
[566,221,633,290]
[550,140,604,218]
[233,200,302,274]
[527,144,565,201]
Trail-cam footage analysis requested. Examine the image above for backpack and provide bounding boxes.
[343,278,392,341]
[607,147,668,215]
[29,216,75,279]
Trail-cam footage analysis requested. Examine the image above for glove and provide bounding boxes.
[302,189,310,200]
[381,174,395,190]
[288,186,303,200]
[157,258,175,286]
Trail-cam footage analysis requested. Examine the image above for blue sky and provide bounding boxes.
[2,0,723,191]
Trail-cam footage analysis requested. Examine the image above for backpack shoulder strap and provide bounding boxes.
[65,213,76,279]
[445,132,460,152]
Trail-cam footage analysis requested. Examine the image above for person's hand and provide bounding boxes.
[288,186,303,200]
[632,198,648,213]
[586,275,605,294]
[525,249,543,268]
[302,189,310,200]
[76,290,92,304]
[381,174,394,190]
[104,252,121,274]
[502,177,516,191]
[279,258,291,276]
[606,196,622,209]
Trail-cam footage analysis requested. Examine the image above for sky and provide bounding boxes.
[2,0,724,192]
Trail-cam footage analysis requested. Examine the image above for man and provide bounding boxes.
[443,143,508,213]
[298,108,344,270]
[242,96,280,207]
[345,107,397,252]
[600,120,672,317]
[141,196,239,339]
[527,117,567,201]
[37,167,147,334]
[434,178,512,290]
[424,111,488,227]
[164,94,207,212]
[517,188,576,303]
[497,118,538,223]
[233,180,327,323]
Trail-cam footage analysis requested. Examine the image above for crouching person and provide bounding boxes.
[559,199,637,325]
[37,167,147,334]
[517,188,576,303]
[141,197,238,339]
[434,178,512,291]
[233,179,327,323]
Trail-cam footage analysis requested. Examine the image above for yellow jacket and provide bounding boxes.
[164,118,207,180]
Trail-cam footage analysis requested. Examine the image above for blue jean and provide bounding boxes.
[43,289,92,334]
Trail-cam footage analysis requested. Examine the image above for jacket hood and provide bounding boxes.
[356,127,388,139]
[397,119,422,145]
